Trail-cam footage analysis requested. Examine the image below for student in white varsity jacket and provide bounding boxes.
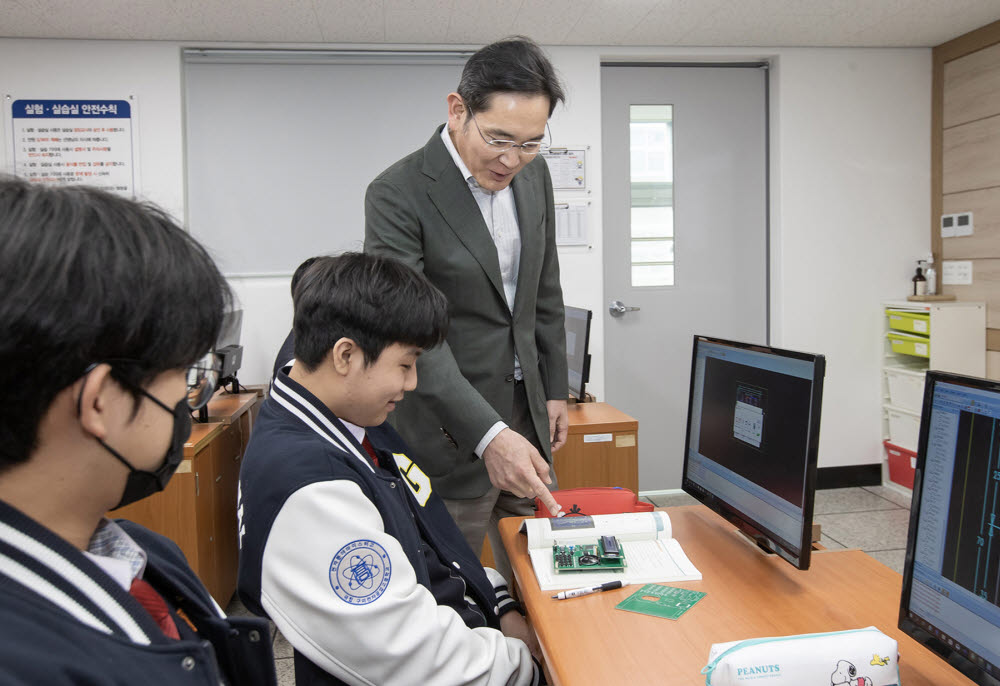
[0,176,276,685]
[238,252,542,686]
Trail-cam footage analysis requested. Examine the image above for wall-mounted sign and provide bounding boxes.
[542,147,587,190]
[555,201,589,246]
[9,98,137,196]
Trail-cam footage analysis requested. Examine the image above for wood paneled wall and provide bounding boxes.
[934,20,1000,378]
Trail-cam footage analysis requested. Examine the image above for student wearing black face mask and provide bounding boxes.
[0,176,277,686]
[78,356,215,509]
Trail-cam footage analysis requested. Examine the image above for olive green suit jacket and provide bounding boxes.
[364,126,568,499]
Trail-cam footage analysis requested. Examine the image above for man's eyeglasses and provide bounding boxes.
[469,110,550,156]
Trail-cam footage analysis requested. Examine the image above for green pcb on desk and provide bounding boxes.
[615,583,706,620]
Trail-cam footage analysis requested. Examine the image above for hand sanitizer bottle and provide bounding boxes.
[913,263,927,296]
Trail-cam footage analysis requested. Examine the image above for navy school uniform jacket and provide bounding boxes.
[237,369,537,686]
[0,499,275,686]
[270,330,294,381]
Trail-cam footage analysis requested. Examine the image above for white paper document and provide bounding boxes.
[519,511,702,591]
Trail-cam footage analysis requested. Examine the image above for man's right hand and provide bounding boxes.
[482,428,562,517]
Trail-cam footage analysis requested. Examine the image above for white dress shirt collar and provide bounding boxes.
[341,418,366,446]
[441,124,481,190]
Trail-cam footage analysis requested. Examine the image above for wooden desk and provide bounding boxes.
[110,390,263,605]
[205,391,259,425]
[500,506,974,686]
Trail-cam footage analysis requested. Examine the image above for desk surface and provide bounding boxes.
[183,422,224,457]
[500,506,973,686]
[566,401,636,433]
[205,390,259,424]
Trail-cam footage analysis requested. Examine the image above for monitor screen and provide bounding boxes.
[898,371,1000,686]
[216,309,243,350]
[565,306,592,401]
[682,335,825,570]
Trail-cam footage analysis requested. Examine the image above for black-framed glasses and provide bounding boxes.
[84,354,221,411]
[184,353,221,410]
[468,110,551,156]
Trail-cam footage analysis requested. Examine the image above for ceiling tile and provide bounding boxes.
[312,0,386,43]
[568,0,661,46]
[0,1,60,38]
[691,6,861,47]
[385,8,451,43]
[384,0,453,12]
[510,0,593,44]
[848,0,1000,47]
[623,0,728,46]
[4,0,1000,48]
[443,0,523,45]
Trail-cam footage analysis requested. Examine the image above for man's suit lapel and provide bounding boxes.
[422,129,506,305]
[511,160,544,317]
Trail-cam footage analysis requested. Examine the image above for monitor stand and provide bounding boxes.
[730,526,777,557]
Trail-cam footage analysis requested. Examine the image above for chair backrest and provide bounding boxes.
[534,487,653,518]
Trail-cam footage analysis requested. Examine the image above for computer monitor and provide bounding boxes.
[565,306,592,401]
[214,308,243,390]
[898,371,1000,686]
[681,335,825,570]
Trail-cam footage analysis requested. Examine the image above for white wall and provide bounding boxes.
[546,45,931,472]
[0,39,186,218]
[0,38,931,472]
[770,48,932,469]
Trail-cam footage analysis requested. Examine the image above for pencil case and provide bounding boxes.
[701,626,900,686]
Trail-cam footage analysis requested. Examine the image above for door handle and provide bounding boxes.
[609,300,640,318]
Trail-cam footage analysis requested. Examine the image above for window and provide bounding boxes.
[629,105,674,287]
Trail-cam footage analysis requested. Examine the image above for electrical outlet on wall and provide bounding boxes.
[942,260,973,285]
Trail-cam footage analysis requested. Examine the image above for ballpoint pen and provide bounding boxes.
[551,580,627,600]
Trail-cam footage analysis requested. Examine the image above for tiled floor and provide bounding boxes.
[229,485,914,685]
[642,485,913,572]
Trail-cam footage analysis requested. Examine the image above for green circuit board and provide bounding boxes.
[552,536,627,573]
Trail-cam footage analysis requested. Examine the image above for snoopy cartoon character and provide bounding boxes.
[831,659,872,686]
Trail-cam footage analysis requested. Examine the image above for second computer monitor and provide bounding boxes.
[565,306,592,401]
[898,371,1000,686]
[682,335,825,570]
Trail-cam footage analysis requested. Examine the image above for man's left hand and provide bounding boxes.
[547,399,568,453]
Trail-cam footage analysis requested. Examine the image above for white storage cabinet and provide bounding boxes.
[881,300,985,489]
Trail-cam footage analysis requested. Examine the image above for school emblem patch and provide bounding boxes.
[329,539,391,605]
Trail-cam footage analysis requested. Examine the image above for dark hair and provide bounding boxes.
[293,252,449,371]
[0,176,232,467]
[458,36,565,117]
[291,256,323,298]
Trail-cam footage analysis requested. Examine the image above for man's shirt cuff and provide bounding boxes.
[475,421,508,458]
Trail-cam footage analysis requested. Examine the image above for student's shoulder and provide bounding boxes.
[243,407,362,486]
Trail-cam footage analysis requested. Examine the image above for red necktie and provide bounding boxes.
[129,577,181,640]
[361,435,380,468]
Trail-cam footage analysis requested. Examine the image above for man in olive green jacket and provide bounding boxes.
[365,37,568,581]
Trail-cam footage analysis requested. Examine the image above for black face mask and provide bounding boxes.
[80,385,193,509]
